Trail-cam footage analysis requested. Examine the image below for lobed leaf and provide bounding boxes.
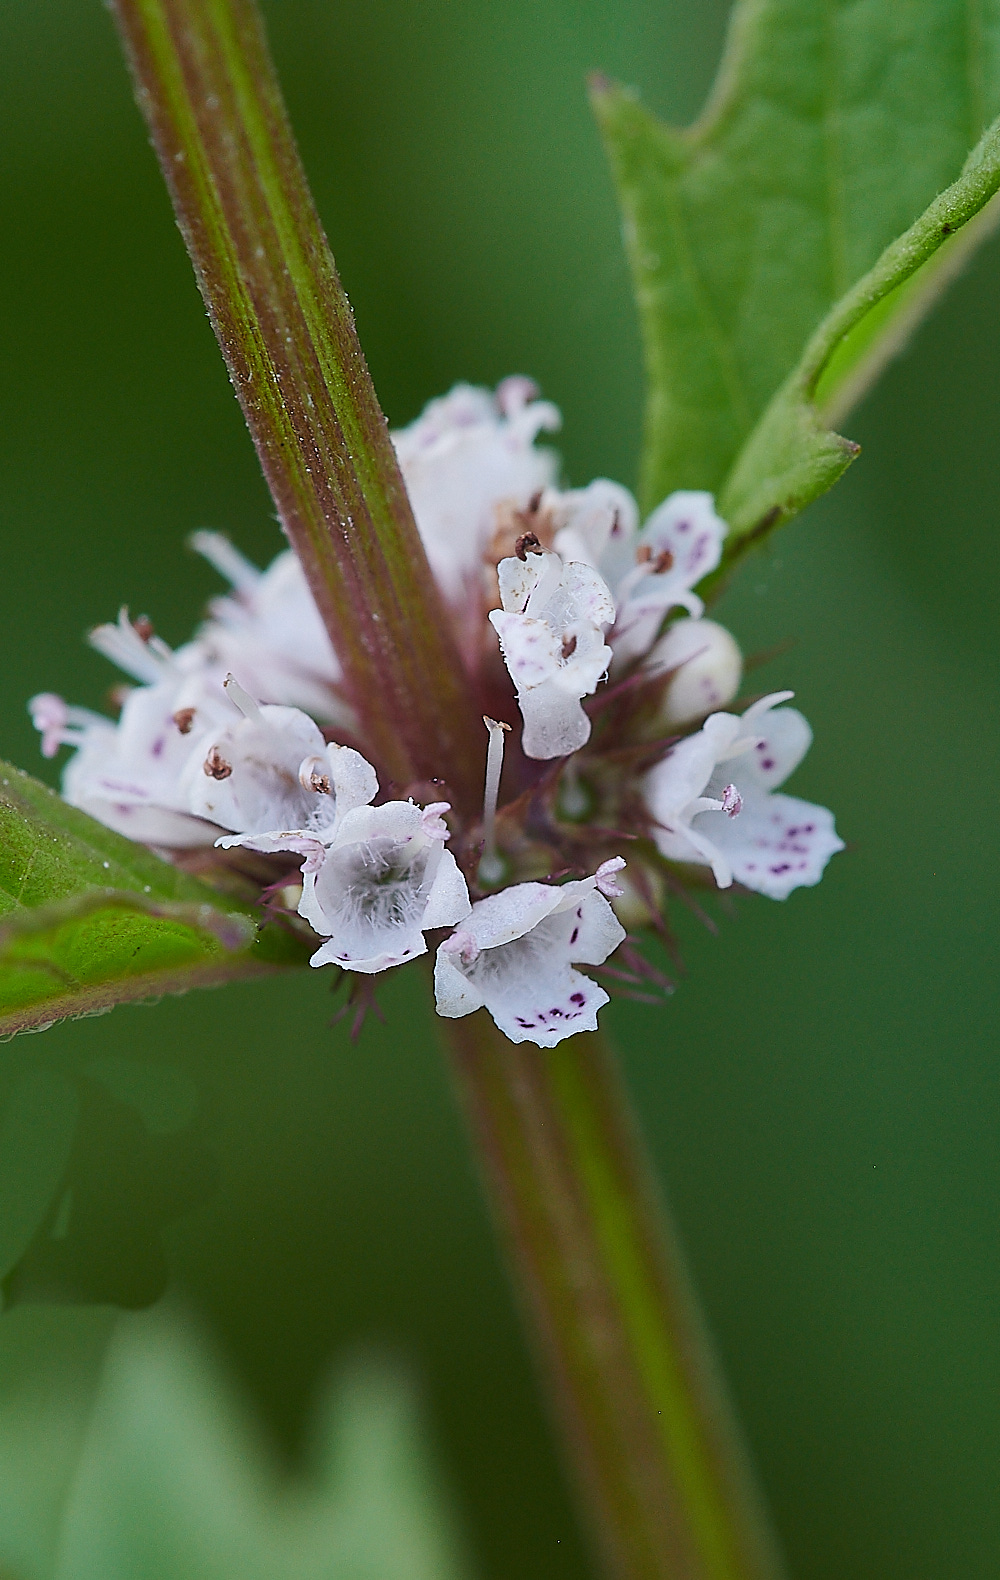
[594,0,1000,520]
[0,762,307,1039]
[51,1316,470,1580]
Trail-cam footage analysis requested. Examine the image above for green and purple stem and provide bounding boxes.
[445,1018,784,1580]
[109,0,483,812]
[106,2,785,1574]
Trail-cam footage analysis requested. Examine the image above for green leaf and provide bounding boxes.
[0,1069,79,1285]
[594,0,1000,516]
[49,1316,471,1580]
[0,763,307,1039]
[0,1306,116,1580]
[719,114,1000,542]
[2,1071,216,1313]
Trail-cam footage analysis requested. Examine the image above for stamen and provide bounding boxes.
[189,529,262,593]
[89,607,172,684]
[28,693,69,758]
[298,755,331,794]
[203,746,233,780]
[173,707,196,735]
[514,531,542,560]
[561,633,578,660]
[595,857,627,898]
[478,716,510,886]
[224,673,262,721]
[720,783,743,818]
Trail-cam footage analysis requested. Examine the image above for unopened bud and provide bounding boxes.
[645,618,742,729]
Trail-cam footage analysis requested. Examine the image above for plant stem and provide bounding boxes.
[107,0,483,813]
[443,1015,786,1580]
[107,6,785,1573]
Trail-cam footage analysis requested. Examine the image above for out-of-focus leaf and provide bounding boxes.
[84,1057,198,1136]
[2,1074,216,1315]
[48,1315,471,1580]
[0,1070,78,1285]
[594,0,1000,516]
[0,763,308,1038]
[0,1307,116,1580]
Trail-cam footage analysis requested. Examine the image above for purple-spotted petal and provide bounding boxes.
[694,791,844,900]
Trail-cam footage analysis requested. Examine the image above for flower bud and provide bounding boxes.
[645,618,742,729]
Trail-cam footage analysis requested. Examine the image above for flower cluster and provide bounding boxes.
[30,378,843,1046]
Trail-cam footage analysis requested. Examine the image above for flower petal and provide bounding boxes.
[637,491,727,585]
[729,703,811,792]
[694,791,844,900]
[489,612,562,688]
[433,872,624,1047]
[420,848,473,930]
[518,682,592,759]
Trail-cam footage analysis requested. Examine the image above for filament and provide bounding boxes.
[478,716,509,886]
[224,673,262,722]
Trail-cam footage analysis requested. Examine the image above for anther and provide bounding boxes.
[173,707,196,735]
[203,746,232,780]
[299,755,331,794]
[133,614,155,642]
[720,783,743,818]
[561,633,577,660]
[515,531,542,560]
[652,548,674,574]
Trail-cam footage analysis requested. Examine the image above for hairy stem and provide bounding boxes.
[107,6,782,1574]
[443,1016,785,1580]
[107,0,483,812]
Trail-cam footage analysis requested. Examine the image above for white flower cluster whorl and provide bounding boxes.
[29,377,844,1046]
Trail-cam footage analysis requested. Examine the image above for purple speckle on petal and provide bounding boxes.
[570,926,579,945]
[570,992,585,1005]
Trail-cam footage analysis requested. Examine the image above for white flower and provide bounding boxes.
[550,482,728,666]
[643,617,743,729]
[185,677,376,841]
[30,614,238,847]
[296,800,471,974]
[392,378,560,611]
[550,478,641,589]
[191,535,350,727]
[434,859,627,1047]
[643,693,844,899]
[489,550,614,759]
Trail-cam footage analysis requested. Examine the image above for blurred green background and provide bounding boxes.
[1,1,998,1576]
